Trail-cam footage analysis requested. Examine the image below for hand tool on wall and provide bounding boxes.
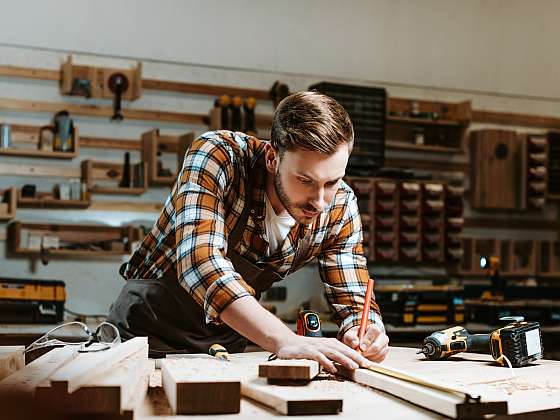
[70,78,92,98]
[418,316,543,367]
[243,97,257,136]
[269,81,290,109]
[108,72,130,121]
[53,111,74,152]
[119,152,131,188]
[215,94,232,130]
[230,96,243,132]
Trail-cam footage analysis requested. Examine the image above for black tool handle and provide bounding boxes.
[108,73,129,121]
[466,333,491,354]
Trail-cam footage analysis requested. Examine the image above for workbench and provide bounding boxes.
[134,347,560,419]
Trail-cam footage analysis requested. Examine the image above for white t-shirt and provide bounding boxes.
[264,192,296,256]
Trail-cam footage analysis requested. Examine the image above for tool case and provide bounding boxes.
[0,277,65,323]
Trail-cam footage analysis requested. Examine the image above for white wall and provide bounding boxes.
[1,0,560,100]
[1,1,559,319]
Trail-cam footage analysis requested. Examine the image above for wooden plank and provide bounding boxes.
[143,78,270,100]
[0,63,271,101]
[0,97,206,125]
[0,64,60,81]
[0,162,80,178]
[0,346,77,396]
[339,365,506,419]
[258,359,319,383]
[161,358,241,414]
[0,346,77,419]
[241,377,343,415]
[36,347,153,415]
[50,337,147,393]
[473,109,560,130]
[80,136,141,151]
[381,347,560,418]
[90,200,162,213]
[0,346,24,381]
[384,157,469,173]
[464,217,560,231]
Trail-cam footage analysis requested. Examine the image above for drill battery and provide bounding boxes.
[490,320,543,367]
[0,277,65,323]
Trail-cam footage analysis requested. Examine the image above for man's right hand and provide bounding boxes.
[220,296,369,373]
[275,333,370,373]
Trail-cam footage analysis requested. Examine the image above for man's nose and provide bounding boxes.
[309,188,327,211]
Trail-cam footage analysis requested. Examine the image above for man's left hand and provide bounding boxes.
[342,324,389,363]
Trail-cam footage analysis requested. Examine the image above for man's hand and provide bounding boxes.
[342,324,389,362]
[220,296,378,373]
[275,334,370,373]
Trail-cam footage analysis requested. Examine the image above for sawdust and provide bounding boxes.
[490,379,560,396]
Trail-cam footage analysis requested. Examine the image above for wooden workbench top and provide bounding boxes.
[136,347,560,419]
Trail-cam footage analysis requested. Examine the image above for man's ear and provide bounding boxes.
[264,143,279,174]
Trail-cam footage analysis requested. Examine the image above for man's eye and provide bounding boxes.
[298,178,312,184]
[326,180,340,188]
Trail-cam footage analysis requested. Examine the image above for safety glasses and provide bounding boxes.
[24,321,121,354]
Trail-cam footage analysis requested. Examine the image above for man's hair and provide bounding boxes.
[270,91,354,155]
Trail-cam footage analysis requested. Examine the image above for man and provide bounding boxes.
[108,91,389,372]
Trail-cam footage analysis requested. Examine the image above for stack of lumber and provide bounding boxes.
[0,337,152,420]
[161,353,343,415]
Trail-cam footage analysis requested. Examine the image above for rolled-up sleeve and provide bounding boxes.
[174,135,255,324]
[317,191,384,339]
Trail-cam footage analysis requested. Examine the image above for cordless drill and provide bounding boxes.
[419,316,543,367]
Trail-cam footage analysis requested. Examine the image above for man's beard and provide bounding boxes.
[273,171,319,224]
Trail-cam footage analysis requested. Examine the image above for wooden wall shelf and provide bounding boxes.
[82,159,148,195]
[0,187,17,221]
[0,124,79,159]
[388,98,472,123]
[141,129,194,186]
[386,116,464,127]
[61,56,142,100]
[8,221,141,258]
[16,160,89,209]
[17,192,90,209]
[459,238,544,277]
[386,98,471,151]
[538,241,560,278]
[385,140,463,154]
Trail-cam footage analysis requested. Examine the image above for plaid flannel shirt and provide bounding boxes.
[126,130,383,339]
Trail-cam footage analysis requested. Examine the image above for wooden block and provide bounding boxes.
[0,346,24,381]
[242,377,343,415]
[258,359,319,384]
[161,358,241,414]
[50,337,148,393]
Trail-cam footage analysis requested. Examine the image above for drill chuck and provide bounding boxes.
[420,332,447,360]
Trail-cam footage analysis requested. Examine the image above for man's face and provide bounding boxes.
[270,143,350,224]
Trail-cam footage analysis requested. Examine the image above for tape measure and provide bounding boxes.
[296,310,322,337]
